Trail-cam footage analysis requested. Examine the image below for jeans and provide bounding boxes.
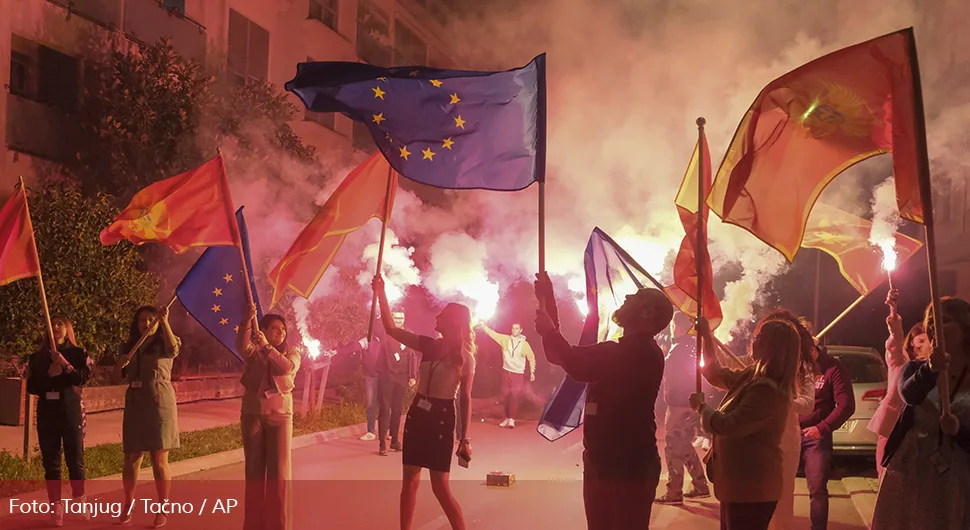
[363,375,378,434]
[241,413,292,530]
[720,501,778,530]
[801,434,833,530]
[37,404,85,503]
[501,370,526,419]
[377,377,407,449]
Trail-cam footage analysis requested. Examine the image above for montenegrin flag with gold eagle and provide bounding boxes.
[100,155,240,253]
[707,28,923,261]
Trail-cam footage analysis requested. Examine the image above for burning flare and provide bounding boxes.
[292,298,322,359]
[459,277,499,322]
[877,240,898,272]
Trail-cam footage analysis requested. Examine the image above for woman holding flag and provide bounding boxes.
[113,305,181,528]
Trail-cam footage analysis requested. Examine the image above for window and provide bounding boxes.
[357,0,392,67]
[308,0,339,31]
[227,9,270,84]
[9,35,80,112]
[353,121,377,152]
[393,20,426,66]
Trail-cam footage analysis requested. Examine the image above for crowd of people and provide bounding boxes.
[23,271,970,529]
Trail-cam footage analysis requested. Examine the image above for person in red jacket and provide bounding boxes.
[798,318,856,530]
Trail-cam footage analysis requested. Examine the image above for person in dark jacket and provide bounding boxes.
[797,318,856,530]
[534,272,672,529]
[656,311,710,504]
[377,310,420,455]
[335,333,383,442]
[26,315,91,527]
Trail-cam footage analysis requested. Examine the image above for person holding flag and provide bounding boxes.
[534,271,672,529]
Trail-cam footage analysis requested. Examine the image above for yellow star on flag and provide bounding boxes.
[212,287,223,297]
[442,137,455,150]
[373,86,386,100]
[454,115,466,129]
[377,77,387,82]
[422,147,436,161]
[223,274,233,283]
[430,79,443,87]
[373,112,386,125]
[449,93,460,104]
[219,318,229,325]
[233,325,240,333]
[211,304,221,313]
[400,146,411,160]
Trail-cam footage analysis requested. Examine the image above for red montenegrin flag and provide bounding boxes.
[665,128,723,331]
[268,153,397,307]
[0,184,41,286]
[802,203,923,296]
[707,28,922,261]
[100,155,240,254]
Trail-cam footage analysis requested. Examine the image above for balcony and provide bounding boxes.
[47,0,124,28]
[6,94,82,164]
[123,0,206,65]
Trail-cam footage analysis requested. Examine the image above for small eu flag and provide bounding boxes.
[176,207,262,362]
[537,228,665,441]
[284,55,546,191]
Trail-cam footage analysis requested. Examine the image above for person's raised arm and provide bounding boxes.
[696,317,740,390]
[372,275,423,351]
[157,305,181,358]
[236,303,258,359]
[884,289,907,369]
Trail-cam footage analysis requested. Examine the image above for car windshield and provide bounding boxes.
[832,353,887,384]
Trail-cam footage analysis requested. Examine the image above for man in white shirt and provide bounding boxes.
[479,323,536,428]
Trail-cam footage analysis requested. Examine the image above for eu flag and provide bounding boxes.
[284,55,546,191]
[538,227,667,441]
[176,207,263,362]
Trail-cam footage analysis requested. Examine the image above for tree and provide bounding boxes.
[0,184,158,369]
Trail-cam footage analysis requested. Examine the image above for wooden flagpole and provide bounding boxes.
[367,165,395,342]
[814,293,867,341]
[217,149,259,334]
[19,177,55,460]
[904,27,958,434]
[695,118,707,394]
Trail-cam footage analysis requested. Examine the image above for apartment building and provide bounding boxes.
[1,0,464,191]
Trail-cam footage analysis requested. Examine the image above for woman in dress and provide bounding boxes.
[26,315,91,527]
[235,306,301,530]
[691,317,801,530]
[372,275,475,530]
[871,296,970,529]
[113,305,180,528]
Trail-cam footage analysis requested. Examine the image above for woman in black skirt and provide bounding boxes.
[372,275,476,530]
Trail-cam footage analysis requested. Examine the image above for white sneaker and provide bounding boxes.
[507,418,515,428]
[73,496,91,521]
[498,418,510,428]
[51,501,64,527]
[360,432,376,441]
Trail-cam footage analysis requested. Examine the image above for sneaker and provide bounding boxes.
[360,432,376,441]
[498,418,510,428]
[507,418,515,428]
[51,501,64,527]
[654,494,684,505]
[684,488,711,499]
[379,447,388,456]
[390,442,403,452]
[73,496,91,521]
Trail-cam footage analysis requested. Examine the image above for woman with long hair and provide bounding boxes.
[26,315,91,527]
[868,289,931,479]
[113,305,180,528]
[871,297,970,529]
[762,309,819,530]
[235,305,301,530]
[372,275,475,530]
[691,317,801,530]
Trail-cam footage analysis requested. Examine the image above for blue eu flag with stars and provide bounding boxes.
[176,207,263,363]
[284,54,546,191]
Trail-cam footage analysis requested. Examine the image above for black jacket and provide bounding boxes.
[26,345,90,415]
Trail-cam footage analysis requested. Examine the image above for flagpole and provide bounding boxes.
[905,27,958,434]
[18,177,54,460]
[536,54,548,311]
[695,117,707,394]
[367,165,395,342]
[123,294,179,359]
[217,149,259,334]
[814,293,866,341]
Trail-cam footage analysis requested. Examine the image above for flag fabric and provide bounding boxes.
[176,207,262,362]
[0,185,41,287]
[707,28,921,261]
[802,203,923,295]
[538,227,669,442]
[100,155,239,254]
[268,153,397,307]
[665,130,723,331]
[284,55,545,191]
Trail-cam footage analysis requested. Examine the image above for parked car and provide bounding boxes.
[827,346,887,456]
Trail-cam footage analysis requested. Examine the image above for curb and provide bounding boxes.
[841,477,878,530]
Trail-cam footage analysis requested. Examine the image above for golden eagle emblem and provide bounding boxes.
[128,201,172,240]
[788,82,881,139]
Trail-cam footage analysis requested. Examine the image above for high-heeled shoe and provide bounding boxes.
[152,513,168,528]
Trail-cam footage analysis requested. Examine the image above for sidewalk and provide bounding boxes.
[0,397,244,455]
[842,476,878,529]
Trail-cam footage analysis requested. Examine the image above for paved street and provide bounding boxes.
[2,402,870,529]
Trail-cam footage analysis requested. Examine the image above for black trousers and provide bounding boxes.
[37,403,85,503]
[501,370,526,418]
[377,377,407,448]
[720,501,777,530]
